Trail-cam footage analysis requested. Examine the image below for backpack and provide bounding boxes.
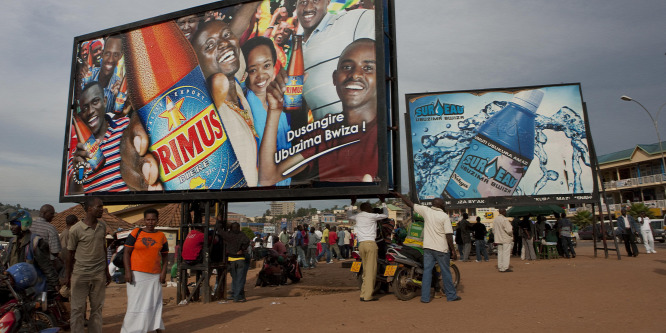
[112,228,141,268]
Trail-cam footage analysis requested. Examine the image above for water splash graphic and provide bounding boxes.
[413,101,590,200]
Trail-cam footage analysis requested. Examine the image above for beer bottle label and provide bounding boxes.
[83,135,103,172]
[136,66,247,190]
[444,134,529,199]
[284,74,304,110]
[113,91,127,113]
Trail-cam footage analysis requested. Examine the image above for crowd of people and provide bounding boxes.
[3,196,664,332]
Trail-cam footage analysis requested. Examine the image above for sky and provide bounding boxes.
[0,0,664,216]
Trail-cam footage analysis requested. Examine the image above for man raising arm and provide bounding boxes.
[392,192,460,303]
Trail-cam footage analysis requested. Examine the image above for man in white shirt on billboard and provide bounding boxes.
[295,0,375,120]
[348,196,387,302]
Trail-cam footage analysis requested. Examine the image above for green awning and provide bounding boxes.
[506,205,564,217]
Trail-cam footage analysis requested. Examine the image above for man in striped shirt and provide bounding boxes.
[67,82,129,194]
[30,204,61,261]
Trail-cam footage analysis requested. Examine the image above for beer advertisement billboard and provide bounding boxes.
[405,83,599,208]
[60,0,397,203]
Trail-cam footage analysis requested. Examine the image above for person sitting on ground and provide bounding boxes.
[272,235,288,257]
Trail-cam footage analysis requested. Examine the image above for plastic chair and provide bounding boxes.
[540,231,560,259]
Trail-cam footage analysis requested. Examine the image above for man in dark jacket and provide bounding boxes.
[473,216,489,262]
[616,208,640,257]
[219,222,250,302]
[459,213,472,261]
[4,209,59,292]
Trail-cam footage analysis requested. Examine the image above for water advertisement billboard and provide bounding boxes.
[60,0,398,203]
[405,83,598,208]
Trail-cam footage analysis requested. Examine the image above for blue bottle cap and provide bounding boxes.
[512,89,544,113]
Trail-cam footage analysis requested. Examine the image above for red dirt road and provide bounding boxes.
[100,240,665,332]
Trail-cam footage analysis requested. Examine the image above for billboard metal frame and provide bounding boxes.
[404,82,600,208]
[59,0,399,204]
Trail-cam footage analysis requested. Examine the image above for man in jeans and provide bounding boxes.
[393,192,460,303]
[473,216,489,262]
[218,222,250,302]
[557,213,576,258]
[66,197,111,333]
[316,224,332,263]
[459,213,472,261]
[295,225,309,269]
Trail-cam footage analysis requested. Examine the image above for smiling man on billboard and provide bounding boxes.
[258,38,378,185]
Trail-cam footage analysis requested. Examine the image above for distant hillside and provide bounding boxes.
[0,203,39,217]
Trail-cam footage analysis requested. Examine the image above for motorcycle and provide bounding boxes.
[0,271,58,332]
[386,245,460,301]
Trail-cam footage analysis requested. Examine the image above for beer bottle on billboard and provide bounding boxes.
[124,21,247,190]
[113,76,127,114]
[72,109,105,172]
[284,35,304,112]
[443,89,544,199]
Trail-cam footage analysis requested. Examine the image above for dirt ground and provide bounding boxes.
[97,240,665,332]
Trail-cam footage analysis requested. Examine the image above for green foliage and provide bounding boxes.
[627,203,655,219]
[241,227,255,240]
[572,210,593,227]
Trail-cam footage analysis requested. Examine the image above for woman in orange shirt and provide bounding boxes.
[121,208,169,333]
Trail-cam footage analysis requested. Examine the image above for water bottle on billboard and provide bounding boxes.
[444,89,544,199]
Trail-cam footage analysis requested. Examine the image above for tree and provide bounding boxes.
[572,210,593,228]
[628,203,654,219]
[241,227,255,240]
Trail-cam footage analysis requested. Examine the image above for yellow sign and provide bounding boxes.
[350,261,362,273]
[384,265,398,277]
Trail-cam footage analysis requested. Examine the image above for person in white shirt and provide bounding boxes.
[348,196,387,302]
[493,208,514,272]
[638,211,657,254]
[393,192,460,303]
[295,0,375,121]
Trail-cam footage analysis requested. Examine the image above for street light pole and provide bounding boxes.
[621,95,666,180]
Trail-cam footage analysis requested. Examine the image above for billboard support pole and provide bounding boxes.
[585,102,621,260]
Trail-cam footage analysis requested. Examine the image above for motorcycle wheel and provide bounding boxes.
[18,311,56,332]
[49,297,70,329]
[449,264,460,289]
[392,267,417,301]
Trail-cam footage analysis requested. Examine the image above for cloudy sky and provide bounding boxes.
[0,0,664,216]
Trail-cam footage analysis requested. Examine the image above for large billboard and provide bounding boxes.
[406,83,598,208]
[60,0,397,203]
